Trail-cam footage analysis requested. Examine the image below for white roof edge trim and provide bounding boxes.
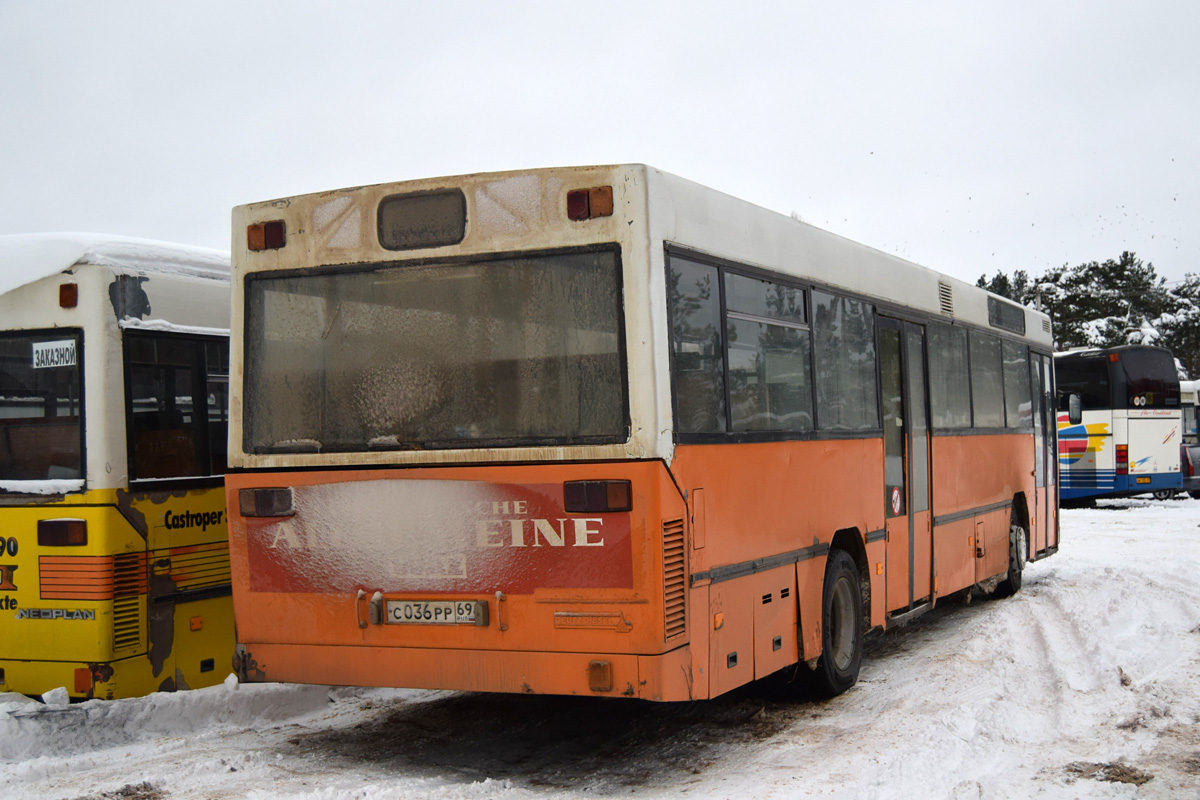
[0,232,231,298]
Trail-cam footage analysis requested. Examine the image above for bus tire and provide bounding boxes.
[811,549,862,697]
[994,519,1028,598]
[1152,490,1176,501]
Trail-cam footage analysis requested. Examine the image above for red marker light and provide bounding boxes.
[566,186,614,221]
[247,220,286,251]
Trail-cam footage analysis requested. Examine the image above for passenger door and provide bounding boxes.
[880,319,933,611]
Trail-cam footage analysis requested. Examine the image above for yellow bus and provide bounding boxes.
[227,166,1058,700]
[0,234,233,700]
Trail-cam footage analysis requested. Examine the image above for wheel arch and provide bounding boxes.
[830,527,870,634]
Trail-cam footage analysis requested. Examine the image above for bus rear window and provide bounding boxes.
[0,331,83,483]
[244,249,627,453]
[1119,349,1179,408]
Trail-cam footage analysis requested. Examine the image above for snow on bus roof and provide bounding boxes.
[0,232,229,297]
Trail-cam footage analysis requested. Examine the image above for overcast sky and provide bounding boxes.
[2,1,1197,287]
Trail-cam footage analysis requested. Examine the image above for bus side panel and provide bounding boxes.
[137,484,235,694]
[707,579,755,697]
[930,433,1035,595]
[1057,410,1115,500]
[934,519,975,596]
[670,439,883,686]
[751,565,798,680]
[685,584,711,698]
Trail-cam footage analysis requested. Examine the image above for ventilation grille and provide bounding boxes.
[1043,318,1051,333]
[113,552,148,596]
[938,281,954,315]
[113,552,147,654]
[662,518,686,640]
[166,542,231,591]
[112,594,143,653]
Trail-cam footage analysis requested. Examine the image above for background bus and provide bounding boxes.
[1055,345,1182,502]
[227,165,1058,702]
[0,234,233,700]
[1179,379,1199,498]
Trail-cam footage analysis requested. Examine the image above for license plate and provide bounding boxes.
[384,599,481,625]
[1136,477,1151,484]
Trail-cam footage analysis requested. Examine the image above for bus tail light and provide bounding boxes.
[566,186,614,221]
[247,220,287,251]
[239,488,295,517]
[1116,445,1129,475]
[74,667,92,694]
[564,480,631,513]
[37,519,87,546]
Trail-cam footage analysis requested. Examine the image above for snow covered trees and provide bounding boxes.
[978,252,1200,378]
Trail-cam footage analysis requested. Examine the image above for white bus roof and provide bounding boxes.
[0,232,230,297]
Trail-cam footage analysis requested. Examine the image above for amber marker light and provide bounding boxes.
[566,186,614,221]
[247,220,286,251]
[59,283,78,308]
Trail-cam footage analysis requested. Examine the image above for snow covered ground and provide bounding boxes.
[3,499,1199,800]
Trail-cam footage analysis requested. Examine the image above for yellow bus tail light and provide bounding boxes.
[563,480,631,513]
[238,487,295,517]
[37,519,87,547]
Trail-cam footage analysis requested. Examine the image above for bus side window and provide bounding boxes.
[1001,340,1031,428]
[127,334,226,480]
[669,258,726,434]
[812,291,878,432]
[205,340,229,474]
[927,323,970,429]
[969,331,1005,428]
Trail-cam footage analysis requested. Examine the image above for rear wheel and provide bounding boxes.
[994,518,1028,598]
[811,549,863,697]
[1152,489,1177,501]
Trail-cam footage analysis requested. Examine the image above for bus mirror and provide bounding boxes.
[1068,393,1082,425]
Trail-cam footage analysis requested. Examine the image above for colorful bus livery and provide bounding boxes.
[228,165,1059,701]
[1055,346,1182,501]
[0,234,233,701]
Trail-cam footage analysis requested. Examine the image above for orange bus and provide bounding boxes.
[227,165,1058,701]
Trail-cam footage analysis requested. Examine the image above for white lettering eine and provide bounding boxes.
[476,518,604,548]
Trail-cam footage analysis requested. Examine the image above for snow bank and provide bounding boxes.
[0,678,333,762]
[3,499,1200,799]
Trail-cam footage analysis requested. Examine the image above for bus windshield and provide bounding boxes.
[0,331,83,482]
[243,249,627,453]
